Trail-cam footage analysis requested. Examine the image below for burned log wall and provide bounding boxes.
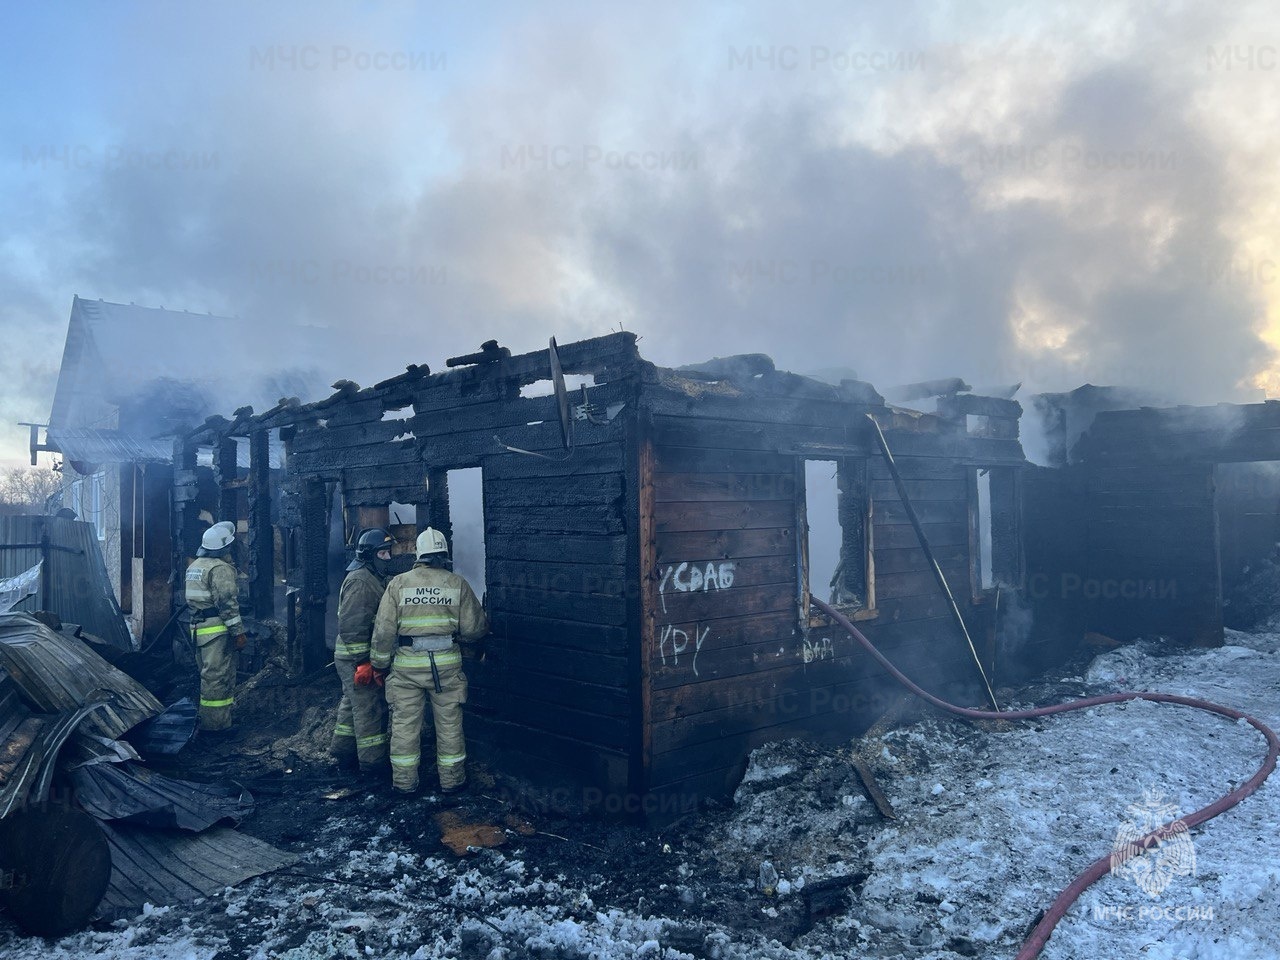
[1020,464,1089,669]
[1082,462,1220,645]
[640,393,1021,810]
[229,333,645,804]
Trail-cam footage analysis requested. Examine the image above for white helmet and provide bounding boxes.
[201,521,236,553]
[415,527,449,558]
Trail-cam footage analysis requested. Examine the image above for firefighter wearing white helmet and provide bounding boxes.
[369,527,488,794]
[184,521,246,733]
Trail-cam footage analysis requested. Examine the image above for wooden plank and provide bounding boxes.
[288,418,415,453]
[487,584,627,626]
[483,444,626,480]
[653,446,796,475]
[488,559,628,599]
[653,554,793,595]
[480,666,630,716]
[650,632,801,690]
[485,474,625,508]
[652,416,869,456]
[875,499,968,525]
[646,390,869,430]
[869,458,967,482]
[489,638,629,688]
[489,611,629,654]
[653,499,795,533]
[869,479,966,502]
[655,527,794,562]
[649,657,874,724]
[873,543,966,575]
[409,381,631,438]
[653,471,797,503]
[487,533,628,567]
[851,757,896,819]
[654,579,794,624]
[483,505,625,536]
[936,394,1022,420]
[873,522,968,549]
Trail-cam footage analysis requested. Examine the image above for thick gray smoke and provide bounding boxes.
[3,1,1277,461]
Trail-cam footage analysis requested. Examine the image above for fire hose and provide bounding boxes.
[811,596,1280,960]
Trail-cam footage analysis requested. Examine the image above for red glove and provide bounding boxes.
[235,634,249,650]
[372,667,387,687]
[353,662,375,686]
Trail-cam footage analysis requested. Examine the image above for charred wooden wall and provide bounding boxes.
[639,388,1025,811]
[1082,462,1220,645]
[1020,464,1088,670]
[193,333,647,805]
[1059,402,1280,646]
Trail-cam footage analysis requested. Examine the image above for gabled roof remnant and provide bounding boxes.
[47,427,174,465]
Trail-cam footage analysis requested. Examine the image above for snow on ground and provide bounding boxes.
[1,631,1277,959]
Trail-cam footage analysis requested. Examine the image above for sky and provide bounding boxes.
[2,0,1279,466]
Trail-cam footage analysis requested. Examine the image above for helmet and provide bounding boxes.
[415,527,449,558]
[349,528,395,571]
[200,521,236,555]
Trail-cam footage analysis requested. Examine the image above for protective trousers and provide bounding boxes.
[195,632,234,730]
[385,650,467,792]
[330,660,389,770]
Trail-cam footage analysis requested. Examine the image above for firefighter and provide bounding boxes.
[368,527,487,794]
[331,528,394,774]
[185,521,246,733]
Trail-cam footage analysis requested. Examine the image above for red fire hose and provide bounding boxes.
[811,597,1280,960]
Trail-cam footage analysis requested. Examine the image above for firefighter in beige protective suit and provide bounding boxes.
[184,521,246,733]
[368,528,487,794]
[330,528,393,774]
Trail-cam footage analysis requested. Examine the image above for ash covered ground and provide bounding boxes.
[1,630,1277,960]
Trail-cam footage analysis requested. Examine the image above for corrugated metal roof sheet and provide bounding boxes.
[0,515,134,650]
[96,822,298,918]
[0,670,106,818]
[46,427,174,465]
[0,613,161,739]
[71,761,254,831]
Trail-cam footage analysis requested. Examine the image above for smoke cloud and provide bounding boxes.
[3,0,1278,462]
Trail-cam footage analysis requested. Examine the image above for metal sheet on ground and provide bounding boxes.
[70,761,254,831]
[96,823,299,918]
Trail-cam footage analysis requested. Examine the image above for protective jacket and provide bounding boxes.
[334,564,387,662]
[185,557,243,643]
[370,563,488,670]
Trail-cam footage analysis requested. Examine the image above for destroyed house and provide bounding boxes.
[1033,400,1280,647]
[31,296,326,642]
[181,332,1042,814]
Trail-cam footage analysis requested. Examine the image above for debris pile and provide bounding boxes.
[0,612,296,935]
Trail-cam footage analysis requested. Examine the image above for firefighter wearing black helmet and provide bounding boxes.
[329,528,395,774]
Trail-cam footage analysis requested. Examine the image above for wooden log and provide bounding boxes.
[653,500,794,534]
[655,527,794,562]
[653,446,796,475]
[653,471,797,503]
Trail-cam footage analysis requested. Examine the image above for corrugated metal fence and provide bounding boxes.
[0,516,133,650]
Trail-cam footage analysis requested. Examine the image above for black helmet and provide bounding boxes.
[349,528,395,571]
